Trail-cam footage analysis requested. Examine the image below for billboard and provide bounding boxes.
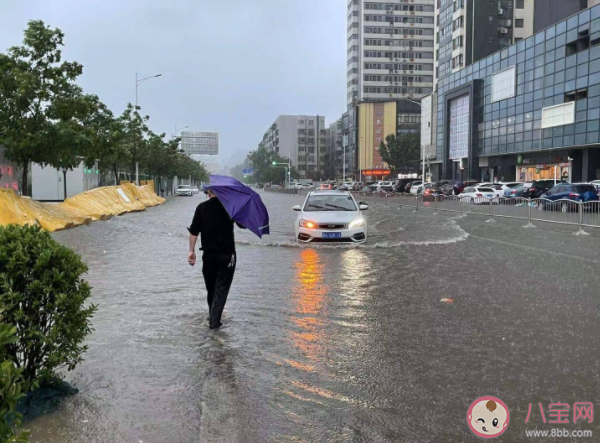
[449,95,469,160]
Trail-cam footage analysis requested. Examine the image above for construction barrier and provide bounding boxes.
[0,184,165,232]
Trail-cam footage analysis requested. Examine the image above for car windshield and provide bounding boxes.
[178,186,190,189]
[304,195,357,212]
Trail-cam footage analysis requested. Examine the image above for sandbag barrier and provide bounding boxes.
[0,184,165,232]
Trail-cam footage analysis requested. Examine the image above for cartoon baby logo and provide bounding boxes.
[467,396,510,438]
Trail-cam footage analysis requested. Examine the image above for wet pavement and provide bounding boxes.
[28,191,600,442]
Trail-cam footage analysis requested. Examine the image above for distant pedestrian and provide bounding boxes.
[484,171,491,182]
[494,175,499,183]
[187,189,245,329]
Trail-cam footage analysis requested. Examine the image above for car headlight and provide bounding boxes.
[299,219,317,229]
[348,218,365,229]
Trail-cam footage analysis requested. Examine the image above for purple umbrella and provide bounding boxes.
[203,175,270,238]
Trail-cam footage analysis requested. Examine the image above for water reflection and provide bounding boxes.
[290,249,328,367]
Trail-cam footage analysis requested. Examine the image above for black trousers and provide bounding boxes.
[202,252,236,328]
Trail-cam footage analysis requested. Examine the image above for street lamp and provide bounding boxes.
[134,72,162,185]
[173,125,189,138]
[272,160,291,188]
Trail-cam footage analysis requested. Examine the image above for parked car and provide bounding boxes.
[256,183,264,189]
[191,186,200,194]
[440,180,460,196]
[175,185,193,197]
[503,183,525,198]
[403,181,419,193]
[458,186,497,204]
[409,181,424,194]
[319,183,333,190]
[538,184,600,211]
[453,180,479,195]
[521,180,560,199]
[393,178,418,193]
[351,182,364,191]
[496,182,523,198]
[292,190,368,243]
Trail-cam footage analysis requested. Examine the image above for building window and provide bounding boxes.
[515,19,524,28]
[542,102,575,128]
[489,16,494,24]
[491,66,516,102]
[516,0,524,8]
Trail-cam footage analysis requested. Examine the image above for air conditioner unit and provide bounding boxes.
[500,28,508,34]
[499,8,504,14]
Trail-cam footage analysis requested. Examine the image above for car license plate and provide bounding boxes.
[322,232,342,239]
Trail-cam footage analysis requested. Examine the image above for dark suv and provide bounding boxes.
[521,180,561,199]
[539,184,599,211]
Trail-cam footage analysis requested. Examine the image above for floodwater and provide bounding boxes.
[29,191,600,442]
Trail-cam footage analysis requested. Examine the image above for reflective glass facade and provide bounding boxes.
[436,4,600,182]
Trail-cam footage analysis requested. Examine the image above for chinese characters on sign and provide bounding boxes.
[525,402,593,424]
[373,103,385,167]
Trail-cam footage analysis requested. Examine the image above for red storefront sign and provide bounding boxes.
[362,169,391,176]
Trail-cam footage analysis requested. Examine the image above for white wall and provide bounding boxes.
[32,163,86,201]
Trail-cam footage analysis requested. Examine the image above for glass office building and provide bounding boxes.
[435,4,600,183]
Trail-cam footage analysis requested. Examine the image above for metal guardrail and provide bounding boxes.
[355,192,599,236]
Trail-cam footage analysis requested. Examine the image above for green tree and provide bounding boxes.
[247,144,297,185]
[379,133,420,173]
[0,20,87,195]
[0,225,97,386]
[82,97,126,185]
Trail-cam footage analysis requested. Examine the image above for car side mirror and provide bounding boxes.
[292,205,301,211]
[359,204,369,211]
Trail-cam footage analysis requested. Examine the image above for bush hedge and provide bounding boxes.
[0,225,97,387]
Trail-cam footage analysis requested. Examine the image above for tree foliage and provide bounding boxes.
[0,20,88,194]
[245,144,298,185]
[379,133,420,173]
[0,20,207,194]
[0,225,97,386]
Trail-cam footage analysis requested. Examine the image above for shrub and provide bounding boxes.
[0,320,28,443]
[0,225,97,387]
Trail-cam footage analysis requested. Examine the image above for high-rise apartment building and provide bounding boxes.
[326,119,344,179]
[435,0,593,86]
[180,131,219,156]
[426,0,593,180]
[347,0,436,106]
[261,115,327,178]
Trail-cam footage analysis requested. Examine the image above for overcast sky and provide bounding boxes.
[1,0,347,166]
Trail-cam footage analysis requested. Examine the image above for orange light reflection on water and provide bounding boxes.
[290,248,328,365]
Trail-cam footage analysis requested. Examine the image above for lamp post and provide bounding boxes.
[134,72,162,185]
[173,125,189,138]
[272,160,291,188]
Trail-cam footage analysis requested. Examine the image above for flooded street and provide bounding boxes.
[29,191,600,442]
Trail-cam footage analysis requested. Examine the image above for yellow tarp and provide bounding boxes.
[0,184,165,232]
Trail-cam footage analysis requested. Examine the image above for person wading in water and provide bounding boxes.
[187,188,244,329]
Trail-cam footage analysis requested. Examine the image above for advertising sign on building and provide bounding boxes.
[449,95,469,160]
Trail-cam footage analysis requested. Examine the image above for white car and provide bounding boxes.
[409,181,424,194]
[293,190,368,243]
[458,186,497,204]
[175,185,193,196]
[191,186,200,194]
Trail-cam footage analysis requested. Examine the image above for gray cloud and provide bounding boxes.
[0,0,347,166]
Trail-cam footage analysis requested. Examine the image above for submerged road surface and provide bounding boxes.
[29,191,600,442]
